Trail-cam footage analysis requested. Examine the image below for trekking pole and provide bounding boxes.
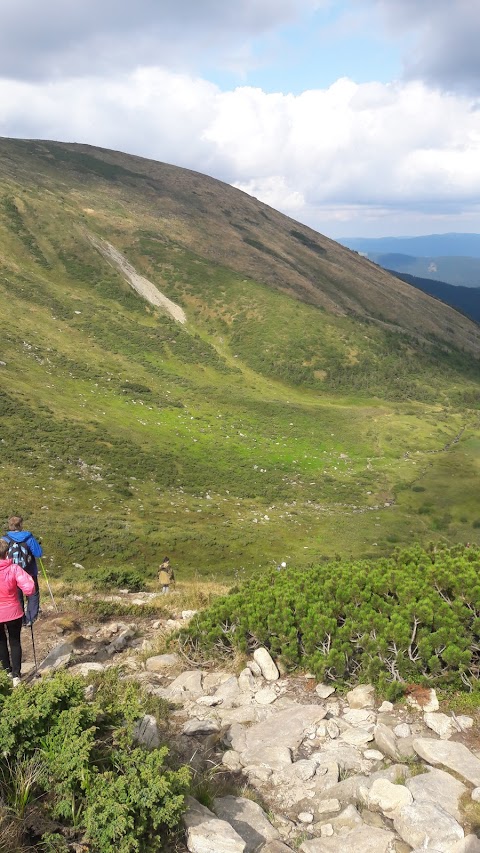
[30,623,38,671]
[39,557,58,611]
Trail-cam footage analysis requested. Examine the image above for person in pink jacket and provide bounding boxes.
[0,538,35,685]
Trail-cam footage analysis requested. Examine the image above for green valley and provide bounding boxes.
[0,137,479,581]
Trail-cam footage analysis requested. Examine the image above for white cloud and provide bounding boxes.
[1,68,480,236]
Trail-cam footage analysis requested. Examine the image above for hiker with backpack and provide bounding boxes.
[0,538,35,685]
[4,515,43,626]
[158,557,174,594]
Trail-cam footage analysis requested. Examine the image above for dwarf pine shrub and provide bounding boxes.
[179,544,480,694]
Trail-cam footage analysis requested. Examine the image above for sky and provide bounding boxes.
[1,0,480,238]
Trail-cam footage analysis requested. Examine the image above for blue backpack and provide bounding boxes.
[5,535,32,570]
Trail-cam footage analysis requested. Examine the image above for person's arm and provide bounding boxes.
[26,534,43,558]
[14,565,35,596]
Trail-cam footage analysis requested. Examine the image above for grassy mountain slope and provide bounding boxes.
[0,136,480,580]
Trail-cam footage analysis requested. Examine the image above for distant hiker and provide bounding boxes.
[158,557,174,594]
[4,515,43,626]
[0,538,35,686]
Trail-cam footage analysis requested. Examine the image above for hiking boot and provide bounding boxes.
[12,677,21,687]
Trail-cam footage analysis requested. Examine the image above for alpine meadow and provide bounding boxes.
[1,136,480,584]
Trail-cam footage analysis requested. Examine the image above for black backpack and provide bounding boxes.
[5,535,32,570]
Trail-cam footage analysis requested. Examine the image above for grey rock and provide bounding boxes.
[346,684,375,709]
[424,712,455,740]
[133,714,160,749]
[38,641,74,672]
[184,797,246,853]
[106,626,135,654]
[145,653,180,671]
[406,767,467,821]
[69,661,105,676]
[449,836,480,852]
[240,705,327,767]
[341,728,374,747]
[213,796,279,852]
[253,648,279,681]
[393,802,464,851]
[183,719,220,736]
[413,738,480,786]
[393,724,410,739]
[366,779,413,819]
[255,687,277,706]
[238,668,256,692]
[247,660,262,677]
[373,723,400,761]
[222,750,243,771]
[343,709,376,728]
[300,825,394,852]
[166,670,204,699]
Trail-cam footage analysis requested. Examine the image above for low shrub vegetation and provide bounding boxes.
[0,669,190,851]
[179,544,480,697]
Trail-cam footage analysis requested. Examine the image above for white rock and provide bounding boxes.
[240,704,327,767]
[424,712,455,740]
[253,648,279,681]
[367,778,413,819]
[298,812,314,824]
[69,662,105,676]
[346,684,375,709]
[341,728,374,747]
[407,688,439,713]
[222,750,242,771]
[182,609,197,620]
[378,701,393,713]
[455,714,474,731]
[343,709,376,727]
[363,750,384,761]
[393,724,410,738]
[165,670,204,699]
[316,684,336,699]
[300,824,394,852]
[320,824,334,837]
[316,799,341,815]
[413,738,480,786]
[238,668,256,692]
[449,835,480,852]
[472,788,480,803]
[255,687,277,705]
[247,660,262,677]
[394,802,464,851]
[197,695,223,706]
[184,797,246,853]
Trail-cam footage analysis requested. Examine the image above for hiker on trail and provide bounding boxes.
[0,538,35,686]
[158,557,174,594]
[4,515,43,626]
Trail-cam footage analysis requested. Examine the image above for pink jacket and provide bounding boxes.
[0,559,35,622]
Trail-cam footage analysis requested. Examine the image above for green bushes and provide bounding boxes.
[0,669,190,851]
[179,544,480,694]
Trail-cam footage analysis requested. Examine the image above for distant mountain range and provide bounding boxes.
[339,234,480,289]
[341,233,480,258]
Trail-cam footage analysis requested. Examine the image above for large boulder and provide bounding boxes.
[253,648,279,681]
[183,797,246,853]
[413,738,480,786]
[213,796,279,852]
[393,802,464,851]
[239,705,327,767]
[366,778,413,819]
[406,767,468,821]
[299,824,394,852]
[346,685,375,709]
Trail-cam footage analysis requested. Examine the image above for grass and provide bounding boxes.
[0,138,479,581]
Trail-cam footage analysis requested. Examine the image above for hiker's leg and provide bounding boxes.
[25,576,40,624]
[0,623,11,673]
[6,618,23,678]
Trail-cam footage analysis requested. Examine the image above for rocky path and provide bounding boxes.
[30,608,480,853]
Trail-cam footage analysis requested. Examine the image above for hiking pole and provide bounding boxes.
[39,557,58,611]
[30,623,38,671]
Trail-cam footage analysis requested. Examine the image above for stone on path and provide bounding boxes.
[255,687,277,705]
[38,641,74,673]
[106,626,135,654]
[165,670,204,700]
[407,687,439,713]
[413,738,480,786]
[253,648,279,681]
[393,802,464,851]
[145,653,180,671]
[69,661,105,676]
[213,796,279,852]
[346,684,375,709]
[366,778,413,819]
[299,824,394,852]
[424,712,455,740]
[182,719,220,736]
[406,767,467,821]
[373,723,400,761]
[316,684,335,699]
[183,797,246,853]
[240,705,327,767]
